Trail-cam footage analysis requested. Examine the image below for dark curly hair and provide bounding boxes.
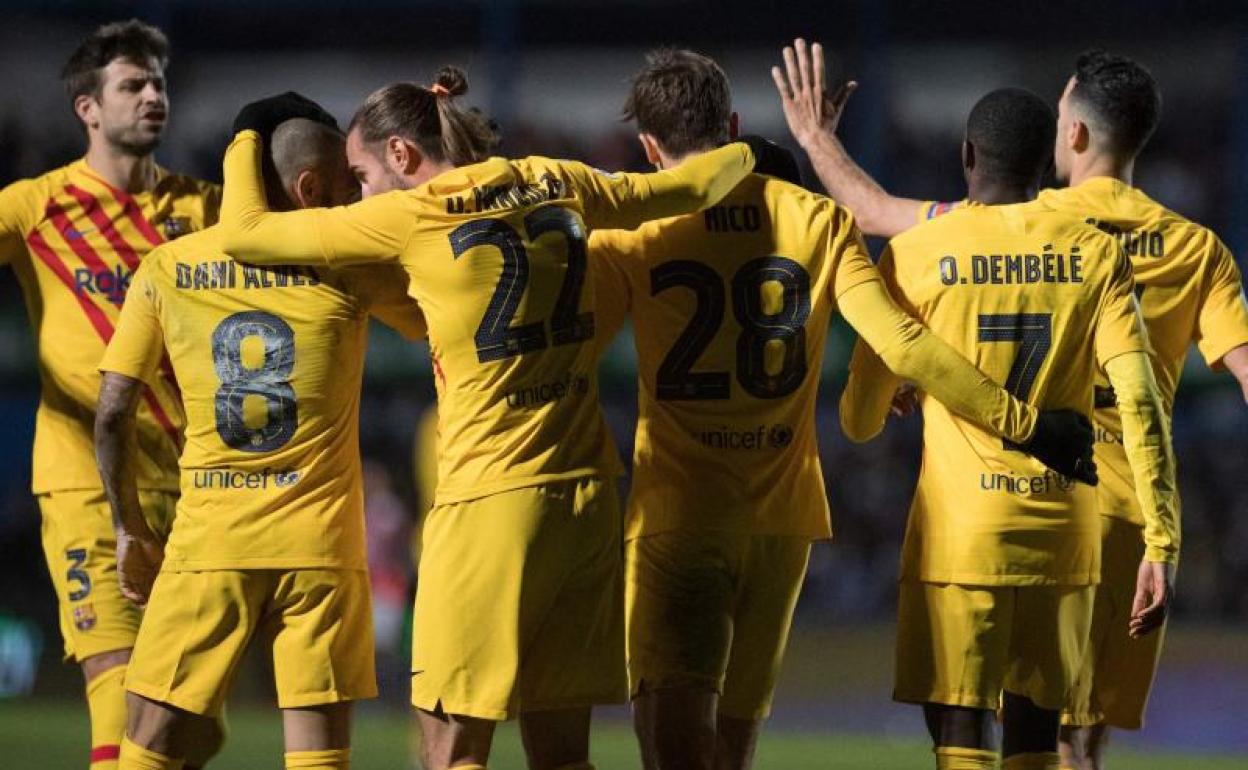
[1069,49,1161,158]
[61,19,168,102]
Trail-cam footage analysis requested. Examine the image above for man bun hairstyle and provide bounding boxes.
[62,19,169,102]
[1069,49,1162,158]
[349,65,499,167]
[965,87,1056,186]
[623,48,732,158]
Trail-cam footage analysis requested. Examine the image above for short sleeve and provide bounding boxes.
[0,179,38,268]
[1195,238,1248,366]
[100,260,166,383]
[1094,243,1150,367]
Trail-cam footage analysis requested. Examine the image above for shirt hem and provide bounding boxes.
[901,570,1100,587]
[161,559,367,572]
[433,465,621,506]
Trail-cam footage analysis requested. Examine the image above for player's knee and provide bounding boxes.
[125,693,185,756]
[81,647,132,681]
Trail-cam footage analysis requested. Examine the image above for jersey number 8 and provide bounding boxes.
[211,311,298,453]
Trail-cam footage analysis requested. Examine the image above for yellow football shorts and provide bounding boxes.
[38,489,177,662]
[895,580,1095,712]
[411,476,625,720]
[125,568,376,715]
[626,530,810,720]
[1063,515,1165,729]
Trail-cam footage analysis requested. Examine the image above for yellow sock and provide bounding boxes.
[118,736,183,770]
[935,745,1000,769]
[1003,752,1060,770]
[285,748,351,769]
[86,664,128,769]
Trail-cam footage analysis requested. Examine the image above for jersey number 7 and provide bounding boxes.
[977,312,1053,448]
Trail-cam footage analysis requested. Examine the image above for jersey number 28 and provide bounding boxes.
[651,257,811,401]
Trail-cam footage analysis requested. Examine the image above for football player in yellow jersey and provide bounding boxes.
[95,112,427,770]
[589,49,1100,770]
[833,88,1179,770]
[773,40,1248,769]
[214,71,759,770]
[0,20,219,770]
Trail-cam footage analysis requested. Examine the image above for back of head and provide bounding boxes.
[269,117,348,209]
[349,66,499,167]
[62,19,168,103]
[623,48,732,157]
[966,87,1056,186]
[1069,49,1161,159]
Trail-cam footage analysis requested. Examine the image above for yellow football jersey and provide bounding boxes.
[917,199,969,224]
[845,200,1149,585]
[219,131,754,505]
[100,226,425,571]
[1039,178,1248,527]
[590,174,877,539]
[0,160,219,493]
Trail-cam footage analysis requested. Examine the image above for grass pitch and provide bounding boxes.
[1,699,1244,769]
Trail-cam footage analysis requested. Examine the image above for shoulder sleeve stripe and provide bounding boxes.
[45,199,116,291]
[26,227,182,450]
[25,228,116,341]
[65,184,142,271]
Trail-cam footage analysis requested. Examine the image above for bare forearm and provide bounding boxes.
[798,131,922,238]
[95,373,152,538]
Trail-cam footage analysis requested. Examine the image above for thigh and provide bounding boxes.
[38,490,142,661]
[1089,518,1162,729]
[411,481,577,720]
[894,581,1014,711]
[1007,584,1095,712]
[719,536,810,720]
[520,477,627,712]
[126,570,264,715]
[269,569,377,709]
[625,529,740,701]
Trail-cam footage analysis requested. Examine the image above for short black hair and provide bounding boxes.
[965,87,1056,185]
[61,19,169,102]
[623,48,731,157]
[1069,49,1161,158]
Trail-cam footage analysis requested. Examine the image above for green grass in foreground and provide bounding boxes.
[1,699,1244,769]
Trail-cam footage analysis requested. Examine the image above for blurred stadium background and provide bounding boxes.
[1,1,1246,767]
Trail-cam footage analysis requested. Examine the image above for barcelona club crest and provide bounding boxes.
[72,603,97,632]
[163,216,192,240]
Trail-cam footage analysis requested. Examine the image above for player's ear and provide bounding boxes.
[386,136,422,176]
[1070,118,1090,154]
[962,138,975,173]
[638,133,663,169]
[291,169,324,209]
[74,93,100,130]
[728,112,740,141]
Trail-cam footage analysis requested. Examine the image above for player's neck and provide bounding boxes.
[84,140,159,193]
[966,177,1035,206]
[1069,152,1134,188]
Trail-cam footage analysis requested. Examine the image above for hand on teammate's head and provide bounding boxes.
[739,134,803,187]
[232,91,339,143]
